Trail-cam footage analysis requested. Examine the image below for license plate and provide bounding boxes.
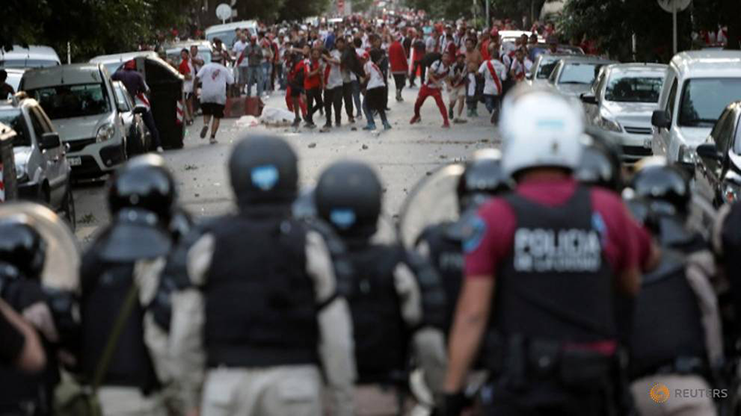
[67,157,82,166]
[643,138,652,149]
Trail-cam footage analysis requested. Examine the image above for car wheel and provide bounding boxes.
[61,182,76,231]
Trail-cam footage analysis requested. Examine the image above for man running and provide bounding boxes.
[195,56,234,144]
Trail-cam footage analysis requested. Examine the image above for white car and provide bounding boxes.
[527,53,569,86]
[581,63,667,162]
[20,64,129,178]
[90,51,159,77]
[548,56,617,98]
[165,40,214,65]
[0,45,61,69]
[651,50,741,166]
[205,20,258,49]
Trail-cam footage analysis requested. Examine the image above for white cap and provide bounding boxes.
[500,85,585,178]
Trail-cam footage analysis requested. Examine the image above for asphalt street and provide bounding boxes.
[72,86,501,243]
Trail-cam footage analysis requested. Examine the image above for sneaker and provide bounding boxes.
[472,110,479,117]
[156,146,164,153]
[349,117,356,124]
[409,115,421,124]
[209,137,218,144]
[362,123,377,131]
[304,122,316,129]
[383,122,392,130]
[335,120,342,127]
[356,112,363,119]
[442,122,450,129]
[200,126,209,139]
[292,118,301,128]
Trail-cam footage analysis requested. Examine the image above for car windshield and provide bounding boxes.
[604,76,663,103]
[537,59,559,79]
[0,109,31,147]
[559,63,601,85]
[28,83,110,120]
[679,78,741,127]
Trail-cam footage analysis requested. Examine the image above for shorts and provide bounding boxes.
[201,102,225,118]
[448,85,465,101]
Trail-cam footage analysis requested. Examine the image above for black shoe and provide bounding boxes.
[336,120,342,127]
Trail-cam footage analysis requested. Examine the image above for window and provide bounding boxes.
[712,109,735,153]
[537,58,559,79]
[678,78,741,127]
[604,76,663,103]
[113,85,132,112]
[558,63,601,85]
[0,109,31,147]
[732,111,741,155]
[27,83,111,120]
[665,79,678,120]
[28,108,49,140]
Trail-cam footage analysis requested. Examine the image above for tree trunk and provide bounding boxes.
[725,0,741,49]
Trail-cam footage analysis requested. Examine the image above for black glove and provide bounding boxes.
[434,392,467,416]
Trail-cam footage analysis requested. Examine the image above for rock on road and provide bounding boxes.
[72,86,501,242]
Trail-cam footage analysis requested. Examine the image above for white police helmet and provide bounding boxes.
[499,85,585,179]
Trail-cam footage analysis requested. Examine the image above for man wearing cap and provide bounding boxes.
[439,85,641,416]
[112,61,163,152]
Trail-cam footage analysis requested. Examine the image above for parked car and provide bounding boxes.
[165,40,214,66]
[693,101,741,206]
[651,50,741,166]
[20,63,129,178]
[0,96,74,226]
[0,45,61,69]
[205,20,258,49]
[526,53,570,86]
[499,30,545,45]
[90,51,159,76]
[112,80,150,156]
[581,63,667,162]
[528,43,585,61]
[548,56,617,98]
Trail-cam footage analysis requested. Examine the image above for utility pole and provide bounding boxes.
[485,0,490,29]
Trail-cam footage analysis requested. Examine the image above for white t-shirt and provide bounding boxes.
[182,60,195,93]
[325,50,343,89]
[426,60,450,89]
[478,59,507,96]
[197,63,235,105]
[364,61,385,90]
[233,40,249,67]
[510,58,533,80]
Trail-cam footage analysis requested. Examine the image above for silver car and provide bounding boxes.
[0,96,74,227]
[112,81,150,156]
[581,63,667,162]
[527,53,570,86]
[548,56,617,98]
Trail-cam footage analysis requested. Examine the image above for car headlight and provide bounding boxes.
[678,145,697,164]
[598,116,622,133]
[15,163,28,183]
[96,123,116,142]
[722,181,740,204]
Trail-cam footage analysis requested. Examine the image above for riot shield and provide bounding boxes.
[397,163,465,249]
[0,202,80,291]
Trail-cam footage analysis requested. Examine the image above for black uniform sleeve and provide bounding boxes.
[0,310,25,365]
[403,249,448,330]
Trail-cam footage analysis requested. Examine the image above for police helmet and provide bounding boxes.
[315,160,382,239]
[499,85,585,179]
[456,149,509,210]
[575,133,623,192]
[0,219,46,278]
[108,154,177,223]
[229,135,299,206]
[630,157,691,216]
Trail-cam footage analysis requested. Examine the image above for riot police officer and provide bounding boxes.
[77,154,179,416]
[415,150,510,335]
[169,135,356,416]
[627,160,722,416]
[314,160,448,414]
[442,85,642,415]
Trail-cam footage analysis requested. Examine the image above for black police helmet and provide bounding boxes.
[229,135,299,206]
[575,142,623,192]
[456,149,509,210]
[108,154,176,222]
[631,159,690,216]
[0,220,46,278]
[315,160,382,239]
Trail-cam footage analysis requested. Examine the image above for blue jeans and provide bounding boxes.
[247,66,264,97]
[483,94,500,114]
[351,80,362,117]
[262,62,272,92]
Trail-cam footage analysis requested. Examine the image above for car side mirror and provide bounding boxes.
[133,106,147,115]
[39,132,61,150]
[651,110,671,129]
[580,93,597,105]
[696,142,722,162]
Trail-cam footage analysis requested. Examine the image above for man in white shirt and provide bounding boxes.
[509,47,533,84]
[233,33,249,93]
[410,51,452,128]
[195,57,235,144]
[322,47,344,131]
[477,53,507,124]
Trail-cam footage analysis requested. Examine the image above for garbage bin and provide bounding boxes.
[135,56,185,150]
[0,123,18,202]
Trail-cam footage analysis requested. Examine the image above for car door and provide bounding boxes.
[586,68,607,124]
[653,76,677,156]
[29,106,66,205]
[696,108,734,202]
